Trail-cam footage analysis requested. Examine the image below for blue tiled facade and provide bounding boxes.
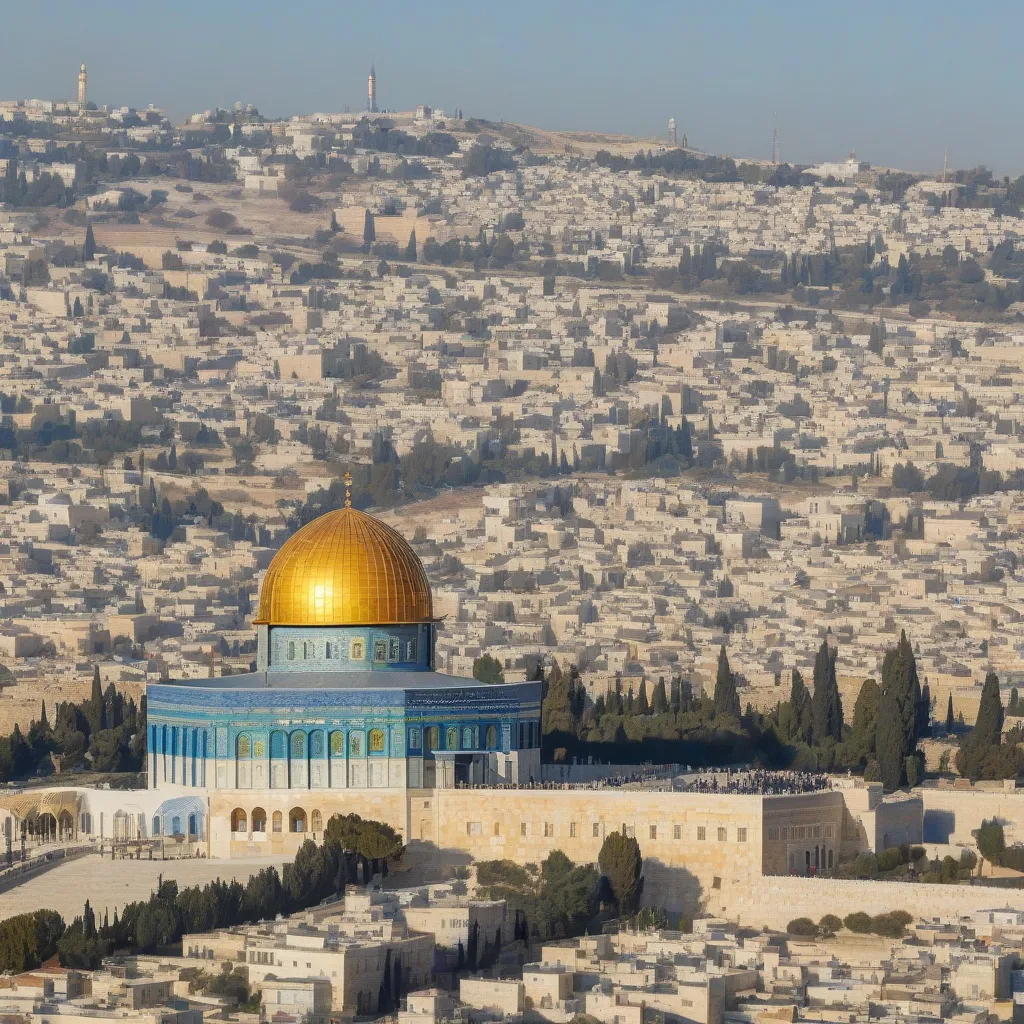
[269,624,434,673]
[147,676,542,790]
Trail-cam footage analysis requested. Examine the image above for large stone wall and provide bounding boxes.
[720,873,1024,931]
[919,783,1024,846]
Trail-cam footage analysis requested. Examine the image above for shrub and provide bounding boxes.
[871,910,912,937]
[878,847,903,872]
[976,819,1006,862]
[863,760,882,782]
[997,846,1024,872]
[844,911,872,933]
[476,859,532,890]
[850,852,878,877]
[818,914,843,938]
[909,846,926,862]
[787,917,817,936]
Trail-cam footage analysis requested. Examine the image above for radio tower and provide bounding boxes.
[772,113,779,166]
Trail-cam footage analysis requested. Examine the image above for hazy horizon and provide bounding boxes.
[2,0,1023,177]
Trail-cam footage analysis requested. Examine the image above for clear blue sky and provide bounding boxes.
[3,0,1022,175]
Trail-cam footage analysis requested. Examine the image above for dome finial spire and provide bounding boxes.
[343,470,352,508]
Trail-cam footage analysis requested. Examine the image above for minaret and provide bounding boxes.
[668,117,677,146]
[368,65,377,113]
[78,63,87,109]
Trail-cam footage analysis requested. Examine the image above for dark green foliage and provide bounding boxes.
[956,672,1004,779]
[473,654,504,685]
[818,914,843,937]
[787,917,817,936]
[598,831,643,915]
[975,819,1006,863]
[0,910,65,972]
[844,911,873,933]
[875,632,922,789]
[810,639,843,744]
[713,646,740,719]
[946,692,955,733]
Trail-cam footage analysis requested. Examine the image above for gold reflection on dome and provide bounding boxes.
[254,506,433,626]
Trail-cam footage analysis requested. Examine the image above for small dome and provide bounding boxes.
[255,506,433,627]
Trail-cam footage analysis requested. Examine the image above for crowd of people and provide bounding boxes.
[676,767,833,795]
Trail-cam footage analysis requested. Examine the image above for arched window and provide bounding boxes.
[407,639,418,662]
[231,809,247,833]
[446,726,459,751]
[152,815,161,836]
[311,731,325,758]
[251,808,267,832]
[253,737,266,759]
[311,810,322,832]
[171,816,182,836]
[485,725,498,750]
[325,642,332,659]
[349,733,363,757]
[188,813,199,836]
[330,731,345,757]
[289,808,307,833]
[290,731,306,758]
[368,729,386,753]
[272,811,283,833]
[270,731,287,759]
[351,639,365,661]
[424,727,439,753]
[287,641,295,661]
[408,728,421,751]
[462,727,475,749]
[236,734,251,759]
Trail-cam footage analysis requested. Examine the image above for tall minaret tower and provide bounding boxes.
[368,65,377,113]
[77,63,87,109]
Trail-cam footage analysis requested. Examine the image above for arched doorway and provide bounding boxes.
[289,808,307,833]
[251,808,267,833]
[230,808,247,833]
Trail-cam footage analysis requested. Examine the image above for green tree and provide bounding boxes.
[473,654,504,685]
[405,229,417,261]
[788,668,812,742]
[810,639,843,743]
[976,819,1006,863]
[598,831,643,916]
[956,672,1003,779]
[713,645,740,719]
[945,692,954,734]
[83,225,96,262]
[363,210,376,248]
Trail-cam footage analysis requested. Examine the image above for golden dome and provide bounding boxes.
[254,506,433,627]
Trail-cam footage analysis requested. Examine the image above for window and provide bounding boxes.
[408,728,421,751]
[467,822,482,836]
[325,642,332,659]
[824,824,835,839]
[287,641,295,661]
[593,822,601,838]
[290,732,305,758]
[351,639,365,661]
[674,824,682,840]
[407,639,417,662]
[623,825,635,839]
[649,825,658,840]
[570,822,577,838]
[462,727,475,749]
[520,822,527,837]
[252,808,267,832]
[389,638,401,662]
[813,824,822,838]
[368,729,386,753]
[236,734,251,759]
[330,731,345,756]
[253,738,265,758]
[781,826,788,840]
[311,810,322,832]
[272,811,283,833]
[767,827,779,841]
[697,826,706,841]
[424,727,438,752]
[543,822,553,838]
[485,725,498,750]
[446,726,459,750]
[350,733,363,757]
[373,639,387,663]
[718,827,727,842]
[302,641,310,659]
[494,822,500,836]
[737,827,747,843]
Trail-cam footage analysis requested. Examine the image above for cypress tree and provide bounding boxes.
[83,224,96,262]
[810,639,843,743]
[39,701,48,729]
[956,672,1003,779]
[651,677,668,714]
[875,682,906,790]
[91,665,102,704]
[945,693,954,734]
[405,229,417,261]
[713,646,740,719]
[789,668,812,743]
[637,680,649,715]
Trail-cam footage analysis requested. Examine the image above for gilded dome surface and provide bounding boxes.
[254,506,433,626]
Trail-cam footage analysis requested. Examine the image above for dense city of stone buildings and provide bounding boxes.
[2,83,1024,742]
